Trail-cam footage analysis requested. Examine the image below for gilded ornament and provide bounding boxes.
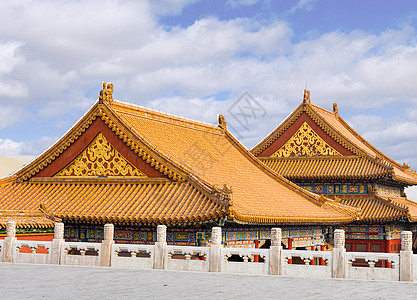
[271,122,342,157]
[55,132,147,178]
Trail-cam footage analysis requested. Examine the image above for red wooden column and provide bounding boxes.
[319,245,325,265]
[386,239,392,268]
[254,239,259,262]
[310,246,315,265]
[288,238,292,264]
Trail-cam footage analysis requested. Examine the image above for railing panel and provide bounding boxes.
[281,250,332,278]
[221,248,270,275]
[61,242,101,267]
[111,244,154,270]
[14,241,52,264]
[345,252,399,281]
[166,245,210,272]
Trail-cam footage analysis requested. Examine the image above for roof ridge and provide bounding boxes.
[308,102,408,170]
[111,99,222,134]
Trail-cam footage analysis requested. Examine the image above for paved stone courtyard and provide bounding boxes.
[2,263,417,299]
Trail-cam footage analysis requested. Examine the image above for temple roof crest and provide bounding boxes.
[303,89,310,104]
[99,82,114,104]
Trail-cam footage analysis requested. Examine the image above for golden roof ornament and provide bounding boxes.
[218,114,227,130]
[99,82,114,104]
[303,89,310,104]
[333,103,339,116]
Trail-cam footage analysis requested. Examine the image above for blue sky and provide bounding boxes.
[1,0,417,182]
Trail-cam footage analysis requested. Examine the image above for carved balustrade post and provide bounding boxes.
[153,225,167,270]
[269,228,282,275]
[400,231,413,281]
[331,229,346,279]
[50,222,65,265]
[209,226,222,270]
[100,224,114,267]
[2,221,17,263]
[209,227,222,272]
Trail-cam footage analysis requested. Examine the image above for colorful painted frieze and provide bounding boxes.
[299,183,367,194]
[377,185,401,198]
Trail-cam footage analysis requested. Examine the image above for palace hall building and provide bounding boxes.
[252,90,417,254]
[0,83,358,248]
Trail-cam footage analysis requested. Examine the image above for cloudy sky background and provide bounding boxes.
[1,0,417,194]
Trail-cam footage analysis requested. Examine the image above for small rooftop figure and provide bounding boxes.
[333,103,338,116]
[218,114,227,130]
[303,89,310,104]
[99,82,114,104]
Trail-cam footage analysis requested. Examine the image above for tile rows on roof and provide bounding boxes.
[0,180,228,225]
[330,194,409,222]
[109,100,359,224]
[252,97,417,186]
[260,156,391,180]
[0,210,55,228]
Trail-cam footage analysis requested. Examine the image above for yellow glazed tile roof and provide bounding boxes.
[260,156,391,180]
[0,84,360,226]
[0,178,227,225]
[0,209,56,229]
[311,103,417,185]
[107,100,358,224]
[332,194,409,222]
[251,93,417,185]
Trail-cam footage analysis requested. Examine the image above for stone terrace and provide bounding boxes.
[2,263,417,300]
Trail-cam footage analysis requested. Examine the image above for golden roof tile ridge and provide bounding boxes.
[310,103,416,176]
[111,99,222,134]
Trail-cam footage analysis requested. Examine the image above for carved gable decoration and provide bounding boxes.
[271,122,341,157]
[54,132,147,177]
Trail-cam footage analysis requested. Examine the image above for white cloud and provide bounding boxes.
[288,0,316,15]
[0,136,57,156]
[0,41,27,97]
[150,0,200,16]
[226,0,259,8]
[0,0,417,170]
[0,139,23,156]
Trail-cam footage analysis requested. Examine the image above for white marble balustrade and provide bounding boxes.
[221,247,270,275]
[111,244,154,269]
[281,249,332,278]
[166,245,210,272]
[0,223,414,282]
[345,252,399,281]
[14,240,52,264]
[61,242,101,266]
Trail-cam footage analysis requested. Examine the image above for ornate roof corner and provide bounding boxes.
[99,81,114,105]
[39,203,61,222]
[212,183,233,206]
[333,102,339,116]
[218,114,227,130]
[303,89,310,104]
[403,162,410,170]
[318,194,327,206]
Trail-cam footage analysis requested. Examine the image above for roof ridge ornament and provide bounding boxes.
[218,114,227,130]
[99,82,114,104]
[403,162,410,170]
[333,102,339,116]
[303,89,310,104]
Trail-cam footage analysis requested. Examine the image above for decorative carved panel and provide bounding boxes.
[271,122,341,157]
[55,132,147,177]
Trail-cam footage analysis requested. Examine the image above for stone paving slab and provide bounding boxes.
[2,263,417,299]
